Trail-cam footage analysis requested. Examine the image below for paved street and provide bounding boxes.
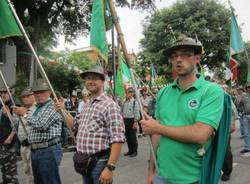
[2,128,250,184]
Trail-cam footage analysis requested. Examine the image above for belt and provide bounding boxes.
[94,149,110,159]
[31,137,61,150]
[21,139,30,147]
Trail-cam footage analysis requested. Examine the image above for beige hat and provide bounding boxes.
[164,34,203,57]
[31,79,50,92]
[80,66,105,81]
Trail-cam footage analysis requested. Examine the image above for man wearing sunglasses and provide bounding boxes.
[141,35,224,184]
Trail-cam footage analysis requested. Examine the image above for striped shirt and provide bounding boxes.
[27,99,63,144]
[75,93,125,154]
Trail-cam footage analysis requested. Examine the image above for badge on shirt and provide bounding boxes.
[188,99,199,109]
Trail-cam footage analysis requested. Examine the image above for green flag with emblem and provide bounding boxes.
[0,0,22,39]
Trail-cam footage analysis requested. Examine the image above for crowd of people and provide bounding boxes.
[0,34,249,184]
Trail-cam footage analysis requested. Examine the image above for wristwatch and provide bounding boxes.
[106,164,116,172]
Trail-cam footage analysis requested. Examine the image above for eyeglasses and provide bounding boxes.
[169,51,194,61]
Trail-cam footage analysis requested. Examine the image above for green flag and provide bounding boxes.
[115,62,125,99]
[90,0,109,63]
[230,11,244,55]
[150,63,157,86]
[0,0,22,39]
[226,8,245,85]
[121,58,131,82]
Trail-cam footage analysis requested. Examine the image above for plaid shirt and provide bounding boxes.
[75,93,125,154]
[27,99,63,144]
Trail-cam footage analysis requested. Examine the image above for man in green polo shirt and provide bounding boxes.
[141,35,224,184]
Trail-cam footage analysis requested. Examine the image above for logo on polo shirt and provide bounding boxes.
[188,99,199,109]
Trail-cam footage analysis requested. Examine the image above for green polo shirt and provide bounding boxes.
[155,75,224,184]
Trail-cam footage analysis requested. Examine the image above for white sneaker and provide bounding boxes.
[241,152,250,157]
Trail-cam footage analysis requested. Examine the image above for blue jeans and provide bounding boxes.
[243,115,250,150]
[31,143,63,184]
[83,155,109,184]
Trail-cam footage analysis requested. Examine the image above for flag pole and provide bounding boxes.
[0,96,18,135]
[108,0,158,171]
[7,0,76,144]
[112,25,117,100]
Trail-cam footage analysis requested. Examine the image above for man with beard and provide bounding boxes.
[141,35,224,184]
[57,66,125,184]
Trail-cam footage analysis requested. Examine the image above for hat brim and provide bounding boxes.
[80,72,105,81]
[20,93,34,97]
[32,88,50,92]
[164,45,202,57]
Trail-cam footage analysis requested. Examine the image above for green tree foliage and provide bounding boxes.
[236,41,250,85]
[43,63,82,96]
[10,0,155,91]
[42,51,93,95]
[139,0,231,81]
[12,0,155,50]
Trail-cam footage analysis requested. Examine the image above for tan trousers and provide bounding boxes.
[21,145,34,184]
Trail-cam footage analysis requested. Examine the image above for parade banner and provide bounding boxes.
[226,8,244,84]
[0,0,22,39]
[90,0,109,63]
[115,63,125,99]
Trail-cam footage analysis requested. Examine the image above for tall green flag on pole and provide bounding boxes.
[121,58,131,83]
[115,60,125,99]
[150,62,157,88]
[90,0,109,63]
[225,7,245,86]
[230,11,244,55]
[0,0,22,39]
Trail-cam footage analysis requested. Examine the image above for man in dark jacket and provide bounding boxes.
[0,87,19,184]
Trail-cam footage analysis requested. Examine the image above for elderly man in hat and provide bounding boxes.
[239,81,250,156]
[122,87,141,157]
[25,79,63,184]
[57,65,125,184]
[12,87,36,184]
[0,86,19,184]
[141,35,224,184]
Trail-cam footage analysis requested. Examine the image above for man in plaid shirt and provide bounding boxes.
[59,66,125,184]
[26,79,63,184]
